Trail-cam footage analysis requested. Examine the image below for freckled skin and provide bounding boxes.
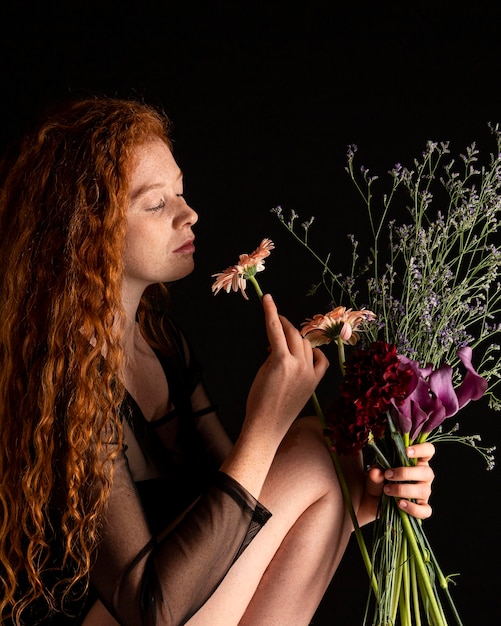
[122,137,198,305]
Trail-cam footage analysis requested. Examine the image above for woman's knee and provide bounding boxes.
[259,416,345,517]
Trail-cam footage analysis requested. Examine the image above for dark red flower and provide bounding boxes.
[324,395,375,456]
[325,341,414,455]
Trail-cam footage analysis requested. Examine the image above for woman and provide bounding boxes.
[0,97,434,625]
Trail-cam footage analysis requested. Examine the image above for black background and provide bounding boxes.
[1,1,500,623]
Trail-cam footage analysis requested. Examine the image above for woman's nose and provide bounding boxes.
[185,202,198,226]
[175,198,198,228]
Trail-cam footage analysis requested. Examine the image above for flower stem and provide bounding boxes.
[398,509,447,626]
[410,552,422,626]
[248,274,264,301]
[401,537,411,626]
[390,524,404,622]
[312,392,378,596]
[249,271,379,606]
[407,516,464,626]
[336,336,346,376]
[387,414,450,624]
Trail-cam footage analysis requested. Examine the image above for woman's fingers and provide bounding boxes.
[261,294,287,354]
[407,442,435,464]
[311,345,329,377]
[396,499,433,520]
[383,472,433,502]
[261,294,304,358]
[382,442,436,520]
[262,294,329,377]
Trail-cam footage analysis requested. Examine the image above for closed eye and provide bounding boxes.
[147,200,165,212]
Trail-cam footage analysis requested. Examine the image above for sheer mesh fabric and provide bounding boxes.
[88,318,272,624]
[15,317,271,625]
[92,461,270,625]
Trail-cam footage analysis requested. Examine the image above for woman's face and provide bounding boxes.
[123,136,198,297]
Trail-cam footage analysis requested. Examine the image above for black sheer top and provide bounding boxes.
[24,317,271,625]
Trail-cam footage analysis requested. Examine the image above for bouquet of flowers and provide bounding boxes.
[211,126,500,625]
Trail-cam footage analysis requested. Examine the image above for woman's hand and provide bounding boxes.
[221,293,329,498]
[244,293,329,442]
[357,442,436,525]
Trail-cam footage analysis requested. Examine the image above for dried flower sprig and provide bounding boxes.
[272,125,501,410]
[273,129,501,625]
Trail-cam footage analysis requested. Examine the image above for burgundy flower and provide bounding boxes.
[324,396,372,456]
[325,341,414,455]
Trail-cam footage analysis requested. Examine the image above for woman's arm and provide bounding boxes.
[219,294,329,499]
[91,294,329,625]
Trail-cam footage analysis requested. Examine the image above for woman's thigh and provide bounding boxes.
[83,417,363,626]
[187,416,364,625]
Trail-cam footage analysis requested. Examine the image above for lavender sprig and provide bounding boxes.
[272,125,501,410]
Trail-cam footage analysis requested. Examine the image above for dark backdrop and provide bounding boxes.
[1,1,500,623]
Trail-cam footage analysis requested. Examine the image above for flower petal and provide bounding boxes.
[456,346,488,408]
[392,397,412,434]
[302,329,332,347]
[301,306,376,346]
[339,322,353,343]
[416,402,447,437]
[428,364,459,418]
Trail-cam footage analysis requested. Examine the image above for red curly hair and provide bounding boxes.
[0,96,172,623]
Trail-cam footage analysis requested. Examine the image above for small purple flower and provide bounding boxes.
[392,347,488,440]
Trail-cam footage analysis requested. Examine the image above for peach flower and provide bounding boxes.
[301,306,376,347]
[212,239,275,300]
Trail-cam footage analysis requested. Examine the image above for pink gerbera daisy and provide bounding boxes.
[301,306,376,347]
[212,239,275,300]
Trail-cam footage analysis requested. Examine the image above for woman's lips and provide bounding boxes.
[174,239,195,254]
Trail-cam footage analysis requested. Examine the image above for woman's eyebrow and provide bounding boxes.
[130,182,164,202]
[129,171,183,203]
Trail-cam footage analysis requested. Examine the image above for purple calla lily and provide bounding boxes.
[393,347,488,440]
[455,346,489,406]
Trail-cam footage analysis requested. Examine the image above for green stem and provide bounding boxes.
[401,536,411,626]
[367,438,392,470]
[248,274,264,301]
[312,392,378,596]
[399,509,447,626]
[391,523,404,623]
[386,414,449,624]
[407,516,464,626]
[410,550,422,626]
[408,515,449,593]
[336,336,346,376]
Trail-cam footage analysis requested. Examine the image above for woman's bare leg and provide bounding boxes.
[83,416,363,626]
[187,415,365,626]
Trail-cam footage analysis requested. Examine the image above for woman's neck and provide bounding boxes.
[120,280,148,356]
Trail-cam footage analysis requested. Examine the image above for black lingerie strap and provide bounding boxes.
[149,404,218,430]
[192,405,217,419]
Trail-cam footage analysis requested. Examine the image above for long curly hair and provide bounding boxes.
[0,96,172,623]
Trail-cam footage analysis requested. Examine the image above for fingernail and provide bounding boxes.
[385,470,394,479]
[399,499,408,509]
[407,447,415,457]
